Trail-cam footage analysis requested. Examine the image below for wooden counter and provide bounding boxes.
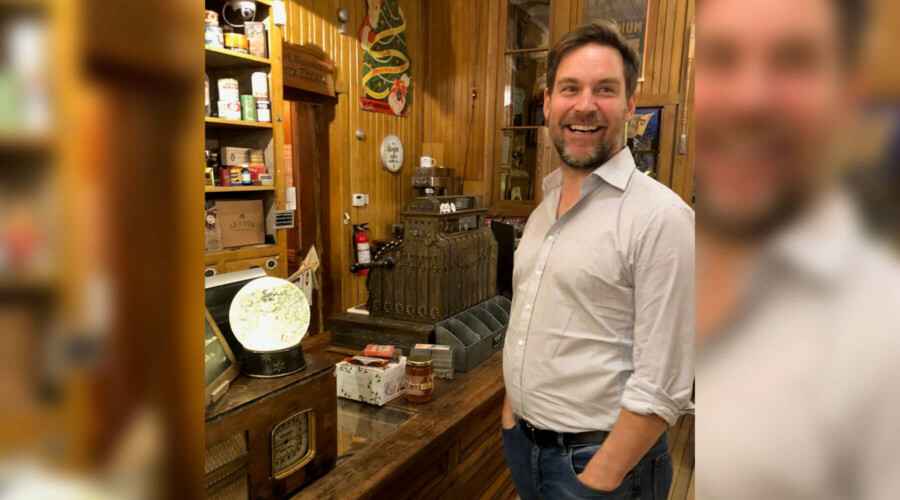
[294,342,514,500]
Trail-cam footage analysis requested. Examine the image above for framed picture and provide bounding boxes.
[584,0,652,80]
[205,308,240,406]
[628,107,661,151]
[628,107,662,177]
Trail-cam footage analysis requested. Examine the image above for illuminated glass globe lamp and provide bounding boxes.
[229,277,311,377]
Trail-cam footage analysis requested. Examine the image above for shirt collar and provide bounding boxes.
[542,147,636,196]
[761,191,863,287]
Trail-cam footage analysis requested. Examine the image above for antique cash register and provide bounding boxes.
[331,195,511,371]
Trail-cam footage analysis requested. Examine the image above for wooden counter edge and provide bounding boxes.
[293,350,506,499]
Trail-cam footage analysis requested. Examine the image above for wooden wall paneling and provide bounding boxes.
[551,0,573,45]
[667,0,690,96]
[655,0,678,95]
[284,0,425,311]
[481,0,501,204]
[670,0,696,204]
[648,0,668,95]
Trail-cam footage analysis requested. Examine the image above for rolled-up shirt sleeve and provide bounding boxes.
[620,203,695,426]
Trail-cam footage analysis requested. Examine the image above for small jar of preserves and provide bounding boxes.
[405,355,434,403]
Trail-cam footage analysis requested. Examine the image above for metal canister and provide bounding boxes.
[256,98,271,123]
[219,168,232,187]
[217,78,239,103]
[224,32,249,54]
[240,95,257,122]
[205,25,224,48]
[230,167,242,185]
[205,10,219,26]
[251,72,269,98]
[217,101,241,121]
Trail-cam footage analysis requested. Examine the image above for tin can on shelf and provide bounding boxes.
[205,25,224,48]
[224,32,248,54]
[217,78,239,103]
[256,98,271,123]
[251,72,269,98]
[205,10,219,26]
[230,167,242,185]
[217,101,241,121]
[219,168,232,187]
[245,21,268,58]
[240,95,257,122]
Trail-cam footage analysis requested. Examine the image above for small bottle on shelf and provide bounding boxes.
[207,152,222,186]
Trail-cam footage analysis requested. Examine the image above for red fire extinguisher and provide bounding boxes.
[353,223,371,276]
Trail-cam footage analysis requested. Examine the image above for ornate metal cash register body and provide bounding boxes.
[332,195,510,370]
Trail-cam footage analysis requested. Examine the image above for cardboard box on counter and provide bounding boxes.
[215,199,265,248]
[336,356,406,406]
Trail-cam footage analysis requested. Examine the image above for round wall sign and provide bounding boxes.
[380,134,404,173]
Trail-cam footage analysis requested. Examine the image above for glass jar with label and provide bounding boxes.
[405,355,434,403]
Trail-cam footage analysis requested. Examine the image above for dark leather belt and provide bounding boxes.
[517,418,609,448]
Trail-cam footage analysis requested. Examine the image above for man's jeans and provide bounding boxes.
[502,421,672,499]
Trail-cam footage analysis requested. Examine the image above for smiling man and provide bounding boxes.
[501,21,694,499]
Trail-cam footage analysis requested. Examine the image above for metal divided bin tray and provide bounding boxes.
[435,296,511,372]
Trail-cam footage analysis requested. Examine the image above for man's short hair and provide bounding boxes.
[547,20,640,98]
[832,0,869,63]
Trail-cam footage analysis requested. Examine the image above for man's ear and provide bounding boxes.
[624,91,637,122]
[543,87,551,123]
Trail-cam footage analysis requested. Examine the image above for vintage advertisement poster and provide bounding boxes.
[359,0,412,116]
[584,0,651,79]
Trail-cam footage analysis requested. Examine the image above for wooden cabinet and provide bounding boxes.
[205,0,287,278]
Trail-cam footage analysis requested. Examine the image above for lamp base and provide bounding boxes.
[242,343,307,378]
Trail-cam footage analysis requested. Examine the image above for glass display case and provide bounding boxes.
[497,0,550,204]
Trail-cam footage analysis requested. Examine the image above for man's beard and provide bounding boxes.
[695,181,807,242]
[549,112,623,171]
[695,114,814,242]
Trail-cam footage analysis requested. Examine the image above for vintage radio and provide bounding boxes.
[204,353,337,499]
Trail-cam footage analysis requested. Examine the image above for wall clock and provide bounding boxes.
[380,134,404,173]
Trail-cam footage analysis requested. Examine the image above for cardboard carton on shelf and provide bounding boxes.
[214,199,265,248]
[220,146,252,166]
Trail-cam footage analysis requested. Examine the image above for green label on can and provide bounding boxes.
[240,95,257,122]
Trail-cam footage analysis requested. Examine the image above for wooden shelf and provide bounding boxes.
[205,46,271,70]
[206,244,281,261]
[205,117,273,130]
[206,186,274,193]
[0,273,57,295]
[0,131,54,154]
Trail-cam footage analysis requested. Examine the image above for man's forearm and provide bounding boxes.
[502,394,516,429]
[580,409,667,489]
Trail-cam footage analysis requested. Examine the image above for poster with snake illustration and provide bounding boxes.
[359,0,412,116]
